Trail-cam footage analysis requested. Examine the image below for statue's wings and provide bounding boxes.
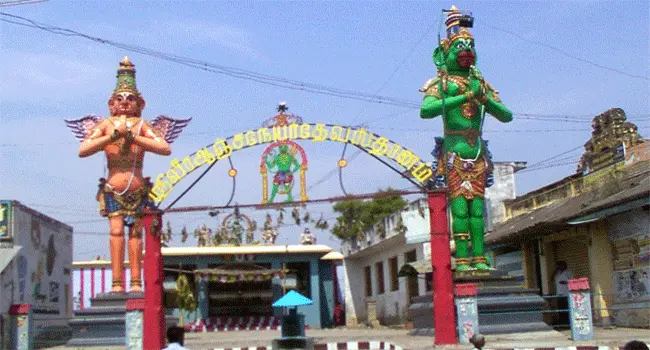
[150,116,192,144]
[64,115,103,142]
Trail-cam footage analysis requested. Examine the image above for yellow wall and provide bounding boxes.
[521,241,538,289]
[587,220,614,323]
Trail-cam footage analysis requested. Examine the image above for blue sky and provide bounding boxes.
[1,0,648,261]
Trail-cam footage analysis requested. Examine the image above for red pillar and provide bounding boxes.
[79,268,85,310]
[142,213,165,350]
[90,268,95,299]
[427,190,457,345]
[101,268,106,294]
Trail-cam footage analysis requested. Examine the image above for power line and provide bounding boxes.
[517,160,578,174]
[483,23,650,82]
[0,12,421,109]
[3,12,646,122]
[524,145,584,170]
[0,0,47,7]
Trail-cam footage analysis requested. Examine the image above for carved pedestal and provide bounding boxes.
[125,299,145,350]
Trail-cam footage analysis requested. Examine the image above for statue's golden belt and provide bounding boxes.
[102,185,149,213]
[444,128,482,147]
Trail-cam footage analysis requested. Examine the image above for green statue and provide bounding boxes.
[266,144,301,203]
[419,7,513,271]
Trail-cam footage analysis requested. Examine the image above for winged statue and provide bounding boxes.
[64,56,191,294]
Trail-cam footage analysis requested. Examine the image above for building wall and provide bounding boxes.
[607,208,650,328]
[588,220,614,324]
[343,241,426,326]
[10,202,73,331]
[485,162,524,231]
[0,260,15,349]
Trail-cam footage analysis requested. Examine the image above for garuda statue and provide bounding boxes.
[65,57,190,292]
[419,7,513,271]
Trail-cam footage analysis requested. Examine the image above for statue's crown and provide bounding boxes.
[113,56,141,97]
[440,5,474,52]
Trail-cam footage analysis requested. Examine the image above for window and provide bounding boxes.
[364,266,372,297]
[375,261,385,295]
[389,257,399,291]
[405,250,417,263]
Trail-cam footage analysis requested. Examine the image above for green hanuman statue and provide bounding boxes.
[266,144,301,203]
[419,8,513,271]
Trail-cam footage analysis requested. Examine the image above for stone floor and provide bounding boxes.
[46,326,650,350]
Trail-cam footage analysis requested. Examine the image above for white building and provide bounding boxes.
[341,197,432,327]
[341,162,526,327]
[0,200,73,347]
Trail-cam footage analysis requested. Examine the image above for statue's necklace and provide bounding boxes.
[448,77,478,120]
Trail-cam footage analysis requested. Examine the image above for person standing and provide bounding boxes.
[163,326,189,350]
[553,260,573,328]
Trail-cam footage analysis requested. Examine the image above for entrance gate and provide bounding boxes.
[141,105,458,348]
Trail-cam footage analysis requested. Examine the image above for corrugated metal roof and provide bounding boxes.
[487,168,650,245]
[0,245,22,274]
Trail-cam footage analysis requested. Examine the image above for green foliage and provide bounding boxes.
[331,188,407,240]
[175,274,197,327]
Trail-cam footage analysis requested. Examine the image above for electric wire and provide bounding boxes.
[483,23,650,81]
[0,0,47,7]
[2,12,644,126]
[0,12,421,108]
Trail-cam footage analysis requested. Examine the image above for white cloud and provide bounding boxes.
[0,51,107,102]
[139,18,264,61]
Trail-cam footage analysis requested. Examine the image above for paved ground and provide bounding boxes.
[47,326,650,350]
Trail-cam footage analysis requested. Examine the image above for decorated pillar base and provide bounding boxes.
[9,304,33,350]
[568,278,594,341]
[125,299,145,350]
[455,284,478,344]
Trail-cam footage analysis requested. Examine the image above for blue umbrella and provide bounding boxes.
[272,290,313,308]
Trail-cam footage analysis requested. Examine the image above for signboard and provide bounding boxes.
[569,290,594,341]
[149,123,433,204]
[582,144,625,175]
[0,201,11,241]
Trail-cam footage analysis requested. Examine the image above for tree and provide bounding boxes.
[175,274,197,327]
[331,188,407,240]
